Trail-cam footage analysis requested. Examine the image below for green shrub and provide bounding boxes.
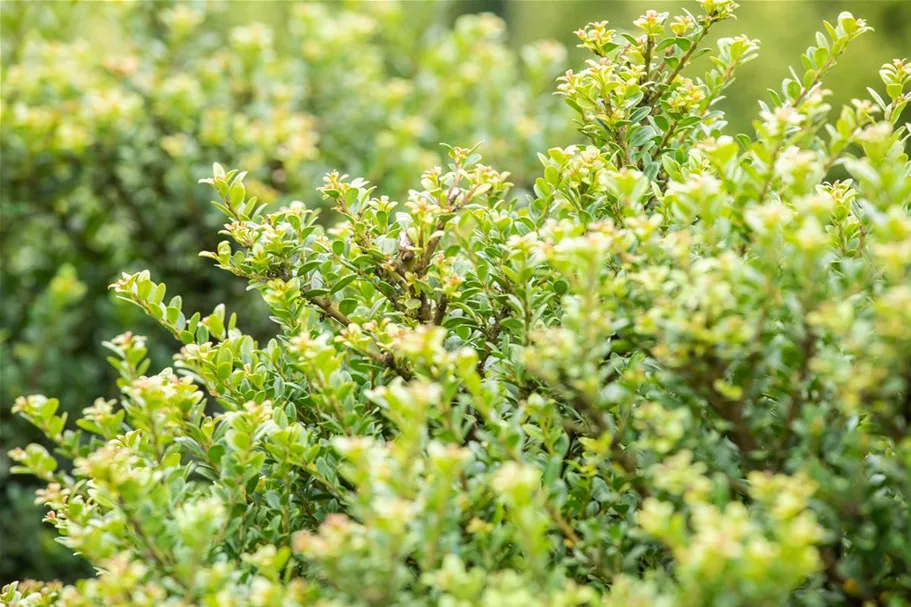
[0,0,571,581]
[7,1,911,604]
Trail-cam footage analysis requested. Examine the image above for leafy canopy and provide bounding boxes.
[7,1,911,605]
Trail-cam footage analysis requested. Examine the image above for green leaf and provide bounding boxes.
[331,274,357,294]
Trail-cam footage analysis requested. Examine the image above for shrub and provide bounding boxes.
[7,1,911,604]
[0,0,571,581]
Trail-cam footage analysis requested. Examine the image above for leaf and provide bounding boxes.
[330,274,357,294]
[629,106,652,124]
[229,182,245,207]
[339,298,358,316]
[629,125,658,149]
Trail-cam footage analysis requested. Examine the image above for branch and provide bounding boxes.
[419,183,478,272]
[432,294,448,326]
[643,23,714,107]
[547,374,651,497]
[477,306,509,376]
[118,498,192,594]
[364,349,413,381]
[309,294,412,379]
[776,328,815,468]
[309,295,352,327]
[700,379,760,459]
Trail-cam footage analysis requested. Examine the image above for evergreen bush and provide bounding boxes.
[6,1,911,604]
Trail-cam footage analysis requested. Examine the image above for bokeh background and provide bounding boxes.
[1,0,909,585]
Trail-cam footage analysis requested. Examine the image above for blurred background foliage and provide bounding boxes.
[1,0,908,586]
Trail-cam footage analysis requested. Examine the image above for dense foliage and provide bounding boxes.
[7,1,911,605]
[0,0,571,581]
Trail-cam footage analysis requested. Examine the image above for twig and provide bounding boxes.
[776,327,815,468]
[309,295,352,327]
[432,294,448,326]
[643,23,714,107]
